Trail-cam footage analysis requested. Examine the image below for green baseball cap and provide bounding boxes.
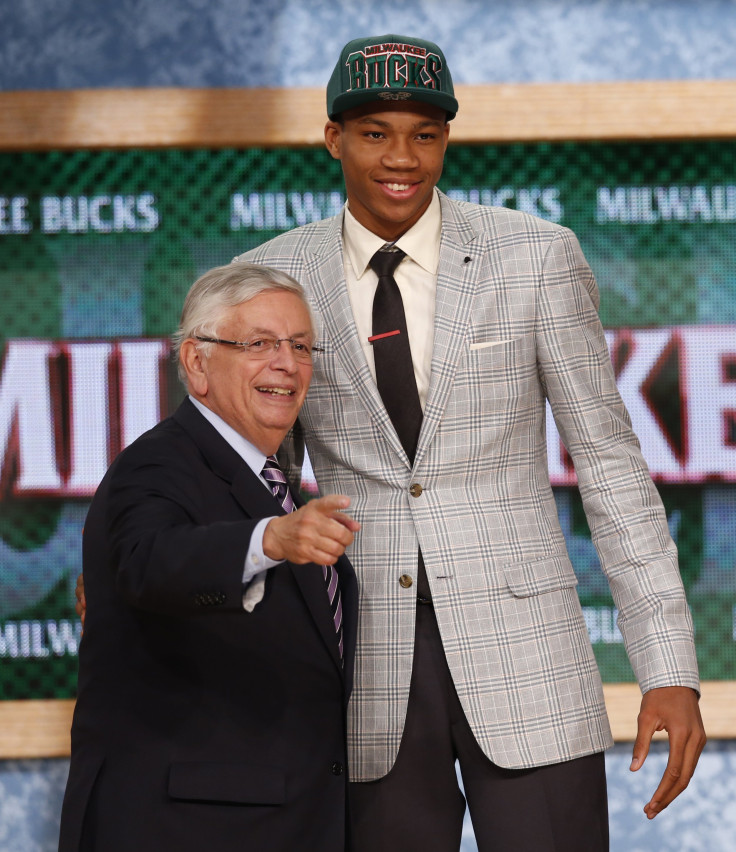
[327,33,458,120]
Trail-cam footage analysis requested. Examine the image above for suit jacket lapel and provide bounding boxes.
[281,485,346,676]
[174,399,291,521]
[302,199,485,469]
[415,193,483,466]
[303,214,410,462]
[173,399,346,676]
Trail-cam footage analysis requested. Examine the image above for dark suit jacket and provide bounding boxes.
[59,398,358,852]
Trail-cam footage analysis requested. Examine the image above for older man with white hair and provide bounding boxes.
[60,261,359,852]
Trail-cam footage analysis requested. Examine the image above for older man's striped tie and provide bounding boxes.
[261,456,343,661]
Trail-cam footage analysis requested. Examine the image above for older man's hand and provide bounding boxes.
[263,495,360,566]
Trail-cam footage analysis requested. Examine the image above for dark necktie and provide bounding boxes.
[370,248,432,602]
[261,456,343,660]
[369,246,423,462]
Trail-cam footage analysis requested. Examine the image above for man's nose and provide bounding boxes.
[382,137,419,168]
[269,339,299,370]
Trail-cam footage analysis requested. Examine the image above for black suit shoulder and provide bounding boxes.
[84,403,265,616]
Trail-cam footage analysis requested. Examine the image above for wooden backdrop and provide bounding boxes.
[0,80,734,756]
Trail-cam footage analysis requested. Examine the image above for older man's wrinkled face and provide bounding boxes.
[185,290,314,455]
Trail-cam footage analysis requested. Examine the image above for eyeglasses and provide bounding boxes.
[195,335,323,363]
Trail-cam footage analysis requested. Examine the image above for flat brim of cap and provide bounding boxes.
[328,87,458,120]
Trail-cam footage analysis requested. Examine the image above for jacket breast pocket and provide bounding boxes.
[168,761,286,806]
[458,333,538,416]
[501,553,578,598]
[468,333,534,371]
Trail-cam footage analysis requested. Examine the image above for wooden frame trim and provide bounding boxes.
[0,683,732,757]
[1,81,734,756]
[2,80,736,150]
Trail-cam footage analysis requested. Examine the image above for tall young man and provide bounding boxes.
[242,33,702,851]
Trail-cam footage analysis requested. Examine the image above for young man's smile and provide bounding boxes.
[325,100,450,242]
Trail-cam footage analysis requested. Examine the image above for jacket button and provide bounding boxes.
[331,762,344,775]
[399,574,413,589]
[409,483,423,497]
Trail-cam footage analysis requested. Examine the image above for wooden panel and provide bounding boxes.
[2,80,736,151]
[0,87,325,150]
[456,80,736,142]
[0,684,732,758]
[0,700,75,758]
[604,681,735,742]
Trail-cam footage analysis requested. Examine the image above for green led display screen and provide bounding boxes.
[1,140,735,698]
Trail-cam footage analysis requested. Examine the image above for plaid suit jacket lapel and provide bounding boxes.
[304,218,413,465]
[416,192,483,466]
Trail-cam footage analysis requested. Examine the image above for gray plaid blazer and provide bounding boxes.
[238,191,699,782]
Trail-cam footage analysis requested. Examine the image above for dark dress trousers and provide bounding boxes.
[58,398,357,852]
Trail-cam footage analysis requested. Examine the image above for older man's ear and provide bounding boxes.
[179,338,208,396]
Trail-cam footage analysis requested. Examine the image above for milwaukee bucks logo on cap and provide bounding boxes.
[346,40,443,94]
[327,34,458,120]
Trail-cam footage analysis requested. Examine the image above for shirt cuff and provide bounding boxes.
[242,517,283,613]
[243,517,283,583]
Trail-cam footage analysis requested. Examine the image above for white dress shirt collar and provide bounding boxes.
[343,189,442,280]
[188,395,269,483]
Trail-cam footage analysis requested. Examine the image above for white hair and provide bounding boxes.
[172,260,315,383]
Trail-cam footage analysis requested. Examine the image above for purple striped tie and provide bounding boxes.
[262,456,343,661]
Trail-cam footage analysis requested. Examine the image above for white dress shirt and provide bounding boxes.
[342,190,441,410]
[189,396,280,611]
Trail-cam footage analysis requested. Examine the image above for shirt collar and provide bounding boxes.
[189,395,268,479]
[343,189,442,279]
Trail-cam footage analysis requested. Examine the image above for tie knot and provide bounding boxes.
[261,455,294,512]
[262,455,283,477]
[370,247,406,279]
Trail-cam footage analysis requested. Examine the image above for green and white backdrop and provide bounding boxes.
[2,140,735,697]
[3,2,736,850]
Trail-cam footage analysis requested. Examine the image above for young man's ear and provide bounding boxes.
[324,120,343,160]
